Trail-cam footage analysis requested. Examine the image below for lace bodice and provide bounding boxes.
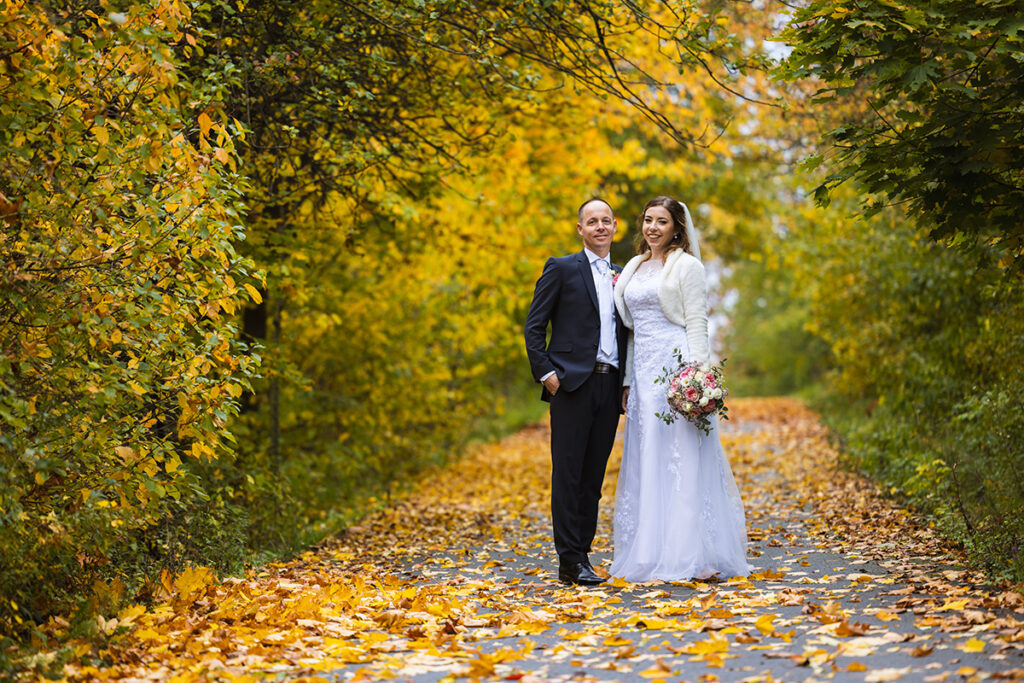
[624,259,689,384]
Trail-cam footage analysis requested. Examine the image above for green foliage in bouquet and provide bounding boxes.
[654,354,730,434]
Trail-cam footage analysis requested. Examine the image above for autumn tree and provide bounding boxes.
[0,0,256,633]
[780,0,1024,267]
[184,0,771,543]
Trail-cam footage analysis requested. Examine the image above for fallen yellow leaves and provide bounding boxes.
[937,598,971,612]
[911,643,935,657]
[680,631,732,667]
[871,609,901,621]
[24,399,1024,681]
[637,657,674,677]
[834,619,872,637]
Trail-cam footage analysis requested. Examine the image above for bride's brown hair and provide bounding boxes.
[633,196,690,258]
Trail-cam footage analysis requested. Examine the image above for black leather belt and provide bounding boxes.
[594,362,616,374]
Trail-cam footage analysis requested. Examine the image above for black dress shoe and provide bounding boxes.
[558,561,606,586]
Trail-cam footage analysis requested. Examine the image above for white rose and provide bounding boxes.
[699,396,709,407]
[712,388,723,399]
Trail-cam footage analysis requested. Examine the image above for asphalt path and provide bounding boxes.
[320,416,1024,682]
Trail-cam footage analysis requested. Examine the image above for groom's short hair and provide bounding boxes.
[577,197,612,222]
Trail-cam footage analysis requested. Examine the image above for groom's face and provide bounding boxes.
[577,201,616,254]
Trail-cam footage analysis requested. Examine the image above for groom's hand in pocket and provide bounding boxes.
[543,374,561,396]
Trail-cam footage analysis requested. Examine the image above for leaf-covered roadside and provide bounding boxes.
[26,399,1024,681]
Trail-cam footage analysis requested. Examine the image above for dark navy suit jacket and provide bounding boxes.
[524,251,628,403]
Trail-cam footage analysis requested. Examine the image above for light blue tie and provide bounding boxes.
[595,259,614,356]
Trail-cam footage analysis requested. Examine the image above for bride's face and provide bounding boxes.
[642,206,675,253]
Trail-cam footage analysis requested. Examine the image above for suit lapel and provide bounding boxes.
[576,251,599,312]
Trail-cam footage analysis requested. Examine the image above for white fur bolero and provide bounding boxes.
[613,249,710,385]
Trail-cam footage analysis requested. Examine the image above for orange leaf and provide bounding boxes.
[198,111,213,138]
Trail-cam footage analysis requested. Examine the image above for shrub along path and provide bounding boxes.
[46,399,1024,682]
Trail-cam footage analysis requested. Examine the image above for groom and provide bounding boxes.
[524,198,627,586]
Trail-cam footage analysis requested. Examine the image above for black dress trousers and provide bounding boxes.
[548,369,620,565]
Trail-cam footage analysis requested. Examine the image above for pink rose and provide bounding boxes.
[684,387,700,402]
[612,272,621,285]
[705,375,717,389]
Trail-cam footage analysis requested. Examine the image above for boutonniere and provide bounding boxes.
[612,271,621,286]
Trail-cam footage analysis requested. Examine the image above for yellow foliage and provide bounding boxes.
[0,0,258,630]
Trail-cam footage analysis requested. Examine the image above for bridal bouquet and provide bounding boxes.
[654,352,729,434]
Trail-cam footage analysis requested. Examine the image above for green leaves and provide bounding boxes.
[778,0,1024,268]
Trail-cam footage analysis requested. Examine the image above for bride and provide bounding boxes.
[610,196,750,582]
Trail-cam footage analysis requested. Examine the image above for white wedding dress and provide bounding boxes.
[610,259,751,582]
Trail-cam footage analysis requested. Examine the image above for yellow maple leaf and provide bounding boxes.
[133,627,160,641]
[638,616,674,630]
[685,631,729,656]
[835,619,870,637]
[936,598,969,611]
[174,566,216,596]
[603,636,632,647]
[961,637,985,653]
[872,609,900,621]
[117,603,146,622]
[754,613,776,635]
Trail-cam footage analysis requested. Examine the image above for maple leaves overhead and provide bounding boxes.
[36,399,1024,681]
